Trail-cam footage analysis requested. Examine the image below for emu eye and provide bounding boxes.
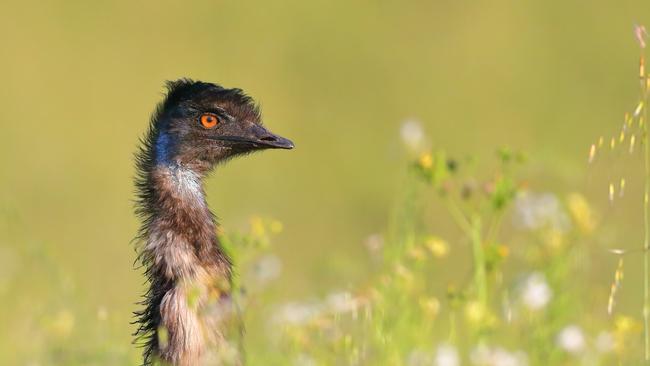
[200,113,219,129]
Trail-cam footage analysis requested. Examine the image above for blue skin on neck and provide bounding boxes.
[155,131,174,165]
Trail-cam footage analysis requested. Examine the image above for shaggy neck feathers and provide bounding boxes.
[135,138,233,366]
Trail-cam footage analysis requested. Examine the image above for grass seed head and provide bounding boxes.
[589,144,596,163]
[641,55,646,77]
[608,258,624,315]
[636,25,648,48]
[634,101,644,117]
[619,178,626,197]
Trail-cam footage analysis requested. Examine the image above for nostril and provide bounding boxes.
[260,136,277,142]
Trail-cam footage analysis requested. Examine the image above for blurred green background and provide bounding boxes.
[2,0,650,364]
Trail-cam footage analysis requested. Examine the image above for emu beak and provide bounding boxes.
[212,124,294,150]
[248,124,294,150]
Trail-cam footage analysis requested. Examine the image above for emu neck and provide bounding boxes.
[147,164,230,281]
[140,163,233,366]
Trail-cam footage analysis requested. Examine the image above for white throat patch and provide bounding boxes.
[174,168,202,199]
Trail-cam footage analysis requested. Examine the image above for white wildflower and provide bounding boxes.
[557,325,586,354]
[407,349,433,366]
[293,353,317,366]
[514,192,570,231]
[492,349,528,366]
[250,254,282,285]
[595,331,615,353]
[364,233,384,255]
[435,343,459,366]
[272,302,322,325]
[326,291,359,314]
[520,272,552,311]
[400,119,425,151]
[471,345,528,366]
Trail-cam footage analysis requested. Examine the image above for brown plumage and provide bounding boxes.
[133,79,293,365]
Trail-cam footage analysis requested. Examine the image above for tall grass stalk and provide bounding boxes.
[591,29,650,362]
[642,48,650,361]
[470,217,488,308]
[442,195,488,308]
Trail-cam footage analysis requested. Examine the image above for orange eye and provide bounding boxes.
[200,113,219,129]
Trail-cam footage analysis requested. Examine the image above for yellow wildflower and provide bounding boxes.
[496,244,509,258]
[566,193,596,234]
[420,297,441,318]
[464,301,487,324]
[49,310,75,339]
[418,153,433,169]
[615,315,641,334]
[250,216,265,238]
[425,236,450,258]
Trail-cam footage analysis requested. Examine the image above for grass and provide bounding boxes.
[640,26,650,361]
[589,25,650,364]
[4,123,629,365]
[229,145,614,366]
[224,30,650,365]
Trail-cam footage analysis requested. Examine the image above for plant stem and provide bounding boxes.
[640,55,650,364]
[444,196,472,233]
[486,211,504,245]
[444,197,488,306]
[471,216,488,308]
[449,311,457,343]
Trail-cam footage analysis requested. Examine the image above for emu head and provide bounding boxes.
[151,79,293,172]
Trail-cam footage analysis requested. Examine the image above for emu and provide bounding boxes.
[133,79,293,365]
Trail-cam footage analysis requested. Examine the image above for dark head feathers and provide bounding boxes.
[152,78,262,126]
